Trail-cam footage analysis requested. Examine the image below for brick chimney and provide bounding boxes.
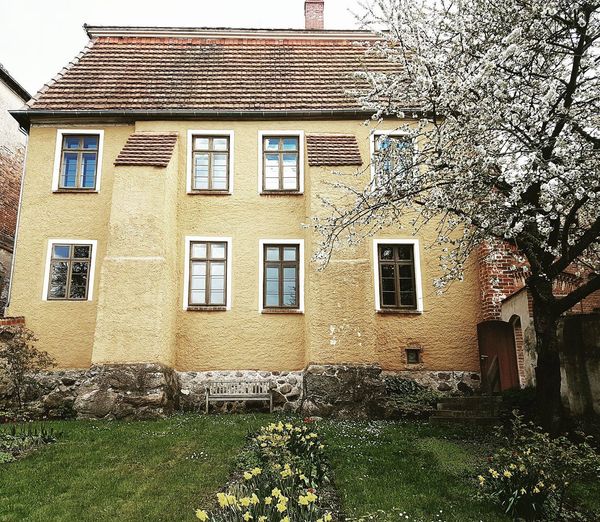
[305,0,324,30]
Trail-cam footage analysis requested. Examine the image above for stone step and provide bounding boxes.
[434,409,497,418]
[437,396,502,412]
[429,415,501,426]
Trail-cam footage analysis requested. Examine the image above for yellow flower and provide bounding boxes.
[281,517,290,522]
[520,488,527,495]
[503,470,513,478]
[240,497,251,507]
[259,517,267,522]
[298,495,309,506]
[244,471,253,480]
[306,491,317,503]
[217,493,228,508]
[285,423,293,430]
[251,493,260,505]
[324,514,333,522]
[489,468,500,479]
[477,475,486,485]
[299,474,307,481]
[264,496,273,505]
[243,512,253,521]
[537,481,544,489]
[533,487,540,494]
[226,495,236,506]
[276,502,287,513]
[509,463,517,470]
[251,467,262,476]
[272,487,282,498]
[195,510,209,521]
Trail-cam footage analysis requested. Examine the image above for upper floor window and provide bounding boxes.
[183,237,232,310]
[43,240,97,301]
[187,131,234,194]
[258,131,304,194]
[371,131,413,183]
[373,239,423,313]
[52,130,104,192]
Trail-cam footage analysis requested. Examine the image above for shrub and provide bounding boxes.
[0,326,55,408]
[0,423,60,462]
[477,413,600,521]
[382,376,444,419]
[196,421,334,521]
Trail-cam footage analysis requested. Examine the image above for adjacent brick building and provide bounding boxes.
[0,64,30,314]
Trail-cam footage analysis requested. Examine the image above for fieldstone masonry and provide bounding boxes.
[0,363,480,420]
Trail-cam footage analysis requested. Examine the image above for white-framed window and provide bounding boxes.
[42,239,98,301]
[373,238,424,313]
[186,130,234,194]
[369,130,415,184]
[183,236,232,310]
[257,130,305,194]
[52,129,105,192]
[258,239,304,313]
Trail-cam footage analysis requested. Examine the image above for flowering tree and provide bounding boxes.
[316,0,600,430]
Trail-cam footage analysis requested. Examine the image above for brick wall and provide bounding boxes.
[0,145,24,314]
[0,316,25,326]
[305,0,324,30]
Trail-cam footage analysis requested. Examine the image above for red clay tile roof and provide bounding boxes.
[306,134,362,166]
[114,133,178,167]
[26,28,399,113]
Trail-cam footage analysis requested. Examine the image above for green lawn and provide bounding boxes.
[1,415,598,521]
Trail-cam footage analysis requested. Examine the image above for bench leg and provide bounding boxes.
[205,393,209,414]
[269,393,273,413]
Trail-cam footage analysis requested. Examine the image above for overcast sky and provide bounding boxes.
[0,0,362,97]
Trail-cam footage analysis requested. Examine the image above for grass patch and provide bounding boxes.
[0,414,266,522]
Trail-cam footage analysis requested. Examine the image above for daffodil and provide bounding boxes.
[298,495,309,506]
[251,493,259,505]
[195,509,209,521]
[244,471,253,480]
[276,502,287,513]
[281,517,290,522]
[264,496,273,505]
[324,513,333,522]
[306,491,317,503]
[503,470,512,478]
[243,512,253,521]
[272,487,282,498]
[251,467,262,476]
[240,496,251,507]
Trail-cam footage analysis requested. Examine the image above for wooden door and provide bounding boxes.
[477,320,520,393]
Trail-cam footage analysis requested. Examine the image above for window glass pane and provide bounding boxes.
[193,153,209,190]
[380,264,395,278]
[282,154,298,190]
[380,246,394,260]
[397,245,413,260]
[212,153,228,190]
[400,277,414,292]
[49,262,68,298]
[83,136,98,149]
[69,262,89,299]
[73,246,90,258]
[191,274,206,291]
[381,278,396,292]
[62,152,78,187]
[264,138,280,151]
[64,136,80,149]
[210,262,225,277]
[210,290,225,305]
[212,138,228,151]
[400,292,415,306]
[282,137,298,150]
[283,247,297,261]
[191,243,207,259]
[266,247,280,261]
[194,137,209,150]
[283,267,297,306]
[81,153,97,188]
[265,266,280,306]
[210,243,226,259]
[382,291,397,306]
[399,265,412,278]
[191,290,205,304]
[191,261,206,277]
[53,245,71,259]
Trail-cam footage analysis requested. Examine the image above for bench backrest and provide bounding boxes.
[207,380,271,396]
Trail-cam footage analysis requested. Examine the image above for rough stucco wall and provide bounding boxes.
[92,149,179,367]
[501,290,537,386]
[7,124,133,367]
[9,119,481,373]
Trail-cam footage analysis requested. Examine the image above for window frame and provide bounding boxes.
[52,130,104,192]
[42,239,98,301]
[186,130,234,194]
[257,130,304,194]
[369,130,416,184]
[373,239,424,313]
[183,236,232,310]
[258,239,304,313]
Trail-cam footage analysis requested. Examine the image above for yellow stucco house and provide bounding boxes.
[5,2,484,418]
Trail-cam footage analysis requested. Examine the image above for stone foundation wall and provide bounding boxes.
[0,363,480,420]
[178,370,304,413]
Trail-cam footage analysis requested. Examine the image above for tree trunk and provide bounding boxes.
[531,288,563,433]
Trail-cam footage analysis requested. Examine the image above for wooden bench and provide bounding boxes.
[205,380,273,413]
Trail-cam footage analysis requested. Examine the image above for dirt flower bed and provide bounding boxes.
[196,419,338,521]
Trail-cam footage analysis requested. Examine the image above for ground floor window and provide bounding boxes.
[259,240,304,312]
[43,240,97,301]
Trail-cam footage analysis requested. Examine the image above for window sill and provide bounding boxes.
[53,189,98,194]
[186,305,228,312]
[260,191,304,196]
[376,309,423,315]
[261,308,304,314]
[187,191,232,196]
